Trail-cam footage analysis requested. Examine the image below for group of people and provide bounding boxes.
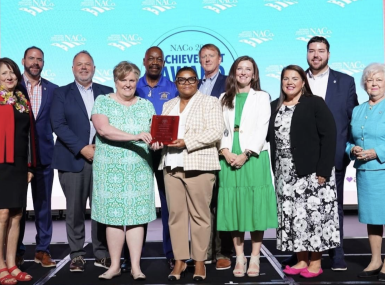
[1,35,385,283]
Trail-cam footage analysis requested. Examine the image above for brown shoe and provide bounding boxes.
[216,258,231,270]
[35,251,56,267]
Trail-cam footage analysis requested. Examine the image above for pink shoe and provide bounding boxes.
[282,265,307,275]
[300,268,323,278]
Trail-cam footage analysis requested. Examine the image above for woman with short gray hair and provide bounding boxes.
[346,63,385,281]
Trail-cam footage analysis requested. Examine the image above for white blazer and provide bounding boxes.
[219,88,270,155]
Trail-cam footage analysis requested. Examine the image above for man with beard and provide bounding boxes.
[282,36,358,271]
[120,46,178,272]
[16,46,58,267]
[51,51,112,272]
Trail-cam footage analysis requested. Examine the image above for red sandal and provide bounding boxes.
[0,268,17,285]
[7,266,32,282]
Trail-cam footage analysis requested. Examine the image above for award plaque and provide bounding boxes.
[151,115,179,145]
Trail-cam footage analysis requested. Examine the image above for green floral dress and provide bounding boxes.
[91,95,156,226]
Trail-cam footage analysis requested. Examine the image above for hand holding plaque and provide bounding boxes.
[150,115,179,145]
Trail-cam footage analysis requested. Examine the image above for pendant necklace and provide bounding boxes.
[148,86,154,97]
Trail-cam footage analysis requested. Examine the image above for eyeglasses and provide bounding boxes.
[176,77,197,85]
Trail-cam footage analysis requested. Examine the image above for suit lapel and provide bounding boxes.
[71,82,88,118]
[185,92,203,130]
[36,79,48,121]
[325,69,337,106]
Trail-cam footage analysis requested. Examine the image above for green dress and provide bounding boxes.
[91,95,156,226]
[217,92,278,232]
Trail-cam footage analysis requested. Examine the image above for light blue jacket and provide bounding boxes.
[346,99,385,170]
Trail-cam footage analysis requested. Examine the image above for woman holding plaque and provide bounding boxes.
[152,66,224,281]
[217,56,278,278]
[91,61,156,280]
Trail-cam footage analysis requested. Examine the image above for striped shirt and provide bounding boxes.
[23,74,42,118]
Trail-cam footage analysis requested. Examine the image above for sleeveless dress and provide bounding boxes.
[217,92,278,232]
[91,95,156,226]
[274,105,340,252]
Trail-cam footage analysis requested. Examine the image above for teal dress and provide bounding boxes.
[217,93,278,232]
[91,95,156,226]
[347,99,385,225]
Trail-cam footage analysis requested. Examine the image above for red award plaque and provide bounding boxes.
[151,115,179,145]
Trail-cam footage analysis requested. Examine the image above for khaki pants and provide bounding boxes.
[163,167,215,261]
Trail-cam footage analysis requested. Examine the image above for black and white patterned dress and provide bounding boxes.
[274,105,340,252]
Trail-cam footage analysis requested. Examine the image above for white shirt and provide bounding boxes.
[307,67,330,100]
[75,81,95,144]
[199,71,219,96]
[164,95,196,169]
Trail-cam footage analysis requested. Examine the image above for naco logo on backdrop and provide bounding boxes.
[107,34,142,51]
[18,0,54,16]
[295,27,332,42]
[93,69,113,85]
[81,0,115,16]
[265,65,284,80]
[239,30,274,48]
[142,0,176,15]
[327,0,358,8]
[153,27,237,81]
[51,35,86,51]
[41,69,56,82]
[330,61,365,76]
[202,0,237,14]
[264,0,298,11]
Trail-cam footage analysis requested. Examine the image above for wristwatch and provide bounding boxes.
[243,149,252,159]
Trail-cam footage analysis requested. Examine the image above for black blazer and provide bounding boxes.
[268,95,337,178]
[198,72,227,98]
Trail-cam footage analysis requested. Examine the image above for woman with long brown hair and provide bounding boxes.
[217,56,278,278]
[268,65,339,278]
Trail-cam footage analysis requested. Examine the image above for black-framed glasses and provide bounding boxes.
[176,77,197,85]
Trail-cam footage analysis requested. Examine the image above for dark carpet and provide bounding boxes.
[19,238,385,284]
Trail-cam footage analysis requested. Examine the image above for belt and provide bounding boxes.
[234,127,239,132]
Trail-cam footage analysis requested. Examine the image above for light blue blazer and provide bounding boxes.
[346,99,385,170]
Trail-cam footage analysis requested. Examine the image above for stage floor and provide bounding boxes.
[21,211,384,285]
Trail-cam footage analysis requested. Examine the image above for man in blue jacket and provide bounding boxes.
[50,51,112,272]
[17,46,58,268]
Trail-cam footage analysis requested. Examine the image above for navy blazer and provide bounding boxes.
[20,78,58,166]
[319,68,358,170]
[198,72,227,98]
[50,82,113,172]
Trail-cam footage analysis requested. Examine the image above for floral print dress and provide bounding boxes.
[274,105,340,252]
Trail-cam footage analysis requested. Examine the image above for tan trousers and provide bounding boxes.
[163,167,215,261]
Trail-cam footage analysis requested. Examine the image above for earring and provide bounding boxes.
[301,86,305,95]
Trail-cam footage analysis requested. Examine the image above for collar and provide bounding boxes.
[203,71,219,82]
[139,74,166,88]
[307,67,330,79]
[23,73,42,86]
[75,80,93,91]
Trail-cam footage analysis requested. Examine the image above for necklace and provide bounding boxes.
[147,86,153,97]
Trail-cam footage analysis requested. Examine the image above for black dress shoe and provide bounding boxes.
[167,259,175,270]
[357,265,382,278]
[121,259,131,273]
[379,272,385,281]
